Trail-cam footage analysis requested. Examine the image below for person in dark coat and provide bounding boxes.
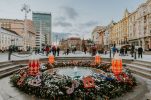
[56,47,60,56]
[112,46,117,57]
[120,48,124,56]
[84,46,87,54]
[131,45,135,57]
[52,46,56,56]
[67,48,69,55]
[138,46,143,58]
[45,46,50,56]
[8,46,13,60]
[92,46,97,56]
[125,47,128,56]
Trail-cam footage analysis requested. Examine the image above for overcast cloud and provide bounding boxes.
[0,0,145,39]
[53,21,72,27]
[61,6,78,20]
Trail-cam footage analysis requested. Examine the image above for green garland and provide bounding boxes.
[10,62,137,100]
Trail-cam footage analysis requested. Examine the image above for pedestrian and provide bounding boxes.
[67,48,69,55]
[92,45,97,56]
[42,47,45,54]
[73,47,76,54]
[72,48,74,53]
[112,46,117,57]
[104,49,107,55]
[52,46,56,56]
[120,48,124,56]
[125,47,128,56]
[131,45,135,57]
[35,47,37,55]
[56,47,60,56]
[138,46,143,58]
[37,48,40,54]
[84,46,87,54]
[45,45,50,56]
[8,45,13,60]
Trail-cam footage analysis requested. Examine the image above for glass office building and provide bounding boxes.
[32,12,51,49]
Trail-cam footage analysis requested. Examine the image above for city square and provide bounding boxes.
[0,0,151,100]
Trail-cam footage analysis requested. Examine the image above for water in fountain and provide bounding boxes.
[73,66,80,79]
[57,67,93,79]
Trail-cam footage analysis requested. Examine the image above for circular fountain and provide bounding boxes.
[10,61,137,100]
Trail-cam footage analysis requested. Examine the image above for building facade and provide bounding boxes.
[0,27,23,50]
[0,19,36,50]
[104,21,115,49]
[128,0,151,50]
[97,0,151,51]
[59,36,82,51]
[32,12,52,50]
[92,26,105,49]
[110,9,129,48]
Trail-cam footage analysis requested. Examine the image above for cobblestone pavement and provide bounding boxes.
[0,76,41,100]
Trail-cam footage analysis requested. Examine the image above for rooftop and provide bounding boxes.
[1,27,22,37]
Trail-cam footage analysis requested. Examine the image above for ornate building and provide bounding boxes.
[92,26,105,49]
[104,20,115,49]
[128,0,151,50]
[59,35,82,51]
[110,9,129,48]
[96,0,151,51]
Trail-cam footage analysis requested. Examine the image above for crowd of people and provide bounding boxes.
[35,45,60,56]
[2,43,144,59]
[112,45,143,59]
[37,44,144,59]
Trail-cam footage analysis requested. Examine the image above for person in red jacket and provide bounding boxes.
[45,45,50,56]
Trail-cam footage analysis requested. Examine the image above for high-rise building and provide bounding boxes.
[32,12,52,50]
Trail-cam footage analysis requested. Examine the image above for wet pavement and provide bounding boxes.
[0,76,43,100]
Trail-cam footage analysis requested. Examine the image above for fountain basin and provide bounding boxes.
[56,67,94,79]
[45,66,106,79]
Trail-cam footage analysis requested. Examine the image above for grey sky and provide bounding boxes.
[0,0,145,38]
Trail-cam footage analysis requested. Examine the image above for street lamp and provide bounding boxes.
[39,20,42,51]
[56,34,58,45]
[21,4,31,51]
[8,39,14,60]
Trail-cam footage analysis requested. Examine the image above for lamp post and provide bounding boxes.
[110,45,112,59]
[8,39,14,60]
[21,4,31,51]
[40,20,42,51]
[56,34,58,45]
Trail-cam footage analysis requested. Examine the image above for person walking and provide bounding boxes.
[67,48,69,55]
[8,45,13,60]
[112,46,117,57]
[131,45,135,57]
[138,46,143,58]
[45,45,50,56]
[56,47,60,56]
[35,47,37,55]
[52,46,56,56]
[84,46,87,54]
[125,47,128,56]
[92,45,96,56]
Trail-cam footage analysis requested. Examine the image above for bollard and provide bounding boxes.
[110,49,111,59]
[134,51,136,59]
[8,46,12,61]
[8,51,12,60]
